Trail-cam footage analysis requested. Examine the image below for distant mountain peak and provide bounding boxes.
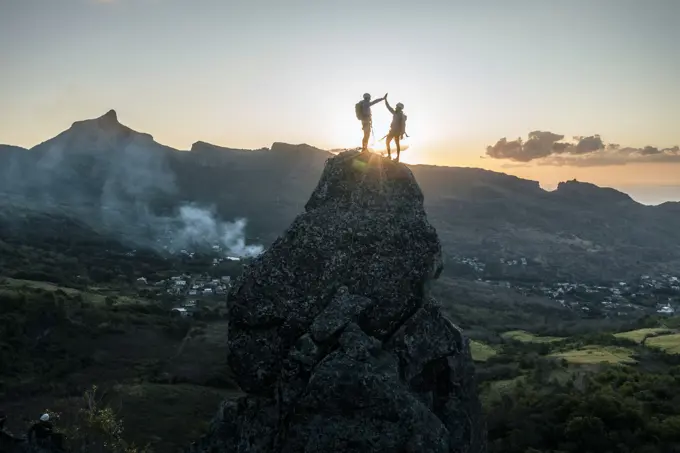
[26,109,157,154]
[101,108,118,123]
[270,142,326,154]
[76,109,156,142]
[189,141,332,158]
[73,109,124,131]
[555,179,635,204]
[189,141,259,153]
[68,109,122,131]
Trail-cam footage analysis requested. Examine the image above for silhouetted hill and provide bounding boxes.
[0,144,27,153]
[554,179,635,205]
[2,110,680,282]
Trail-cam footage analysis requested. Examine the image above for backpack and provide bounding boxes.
[394,112,407,135]
[355,101,365,121]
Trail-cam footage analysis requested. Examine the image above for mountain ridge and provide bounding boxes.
[1,109,643,200]
[2,110,680,282]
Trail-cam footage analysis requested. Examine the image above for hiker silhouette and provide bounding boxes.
[27,413,66,451]
[355,92,387,151]
[384,96,407,162]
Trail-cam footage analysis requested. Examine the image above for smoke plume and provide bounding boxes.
[0,114,263,258]
[173,205,264,257]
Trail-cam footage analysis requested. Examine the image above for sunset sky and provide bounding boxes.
[1,0,679,203]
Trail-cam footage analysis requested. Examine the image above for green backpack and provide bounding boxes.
[355,102,366,121]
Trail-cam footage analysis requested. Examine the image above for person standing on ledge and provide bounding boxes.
[355,92,387,152]
[384,95,407,162]
[27,413,54,448]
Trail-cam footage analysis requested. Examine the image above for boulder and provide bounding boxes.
[188,150,486,453]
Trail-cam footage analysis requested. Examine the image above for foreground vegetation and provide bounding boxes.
[474,319,680,453]
[0,279,238,452]
[5,270,680,452]
[3,216,680,452]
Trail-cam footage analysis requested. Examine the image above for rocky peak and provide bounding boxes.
[270,142,329,156]
[29,110,156,155]
[554,179,634,204]
[70,109,124,133]
[188,149,486,453]
[189,141,266,156]
[99,108,118,124]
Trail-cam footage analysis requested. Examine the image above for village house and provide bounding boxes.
[171,307,191,317]
[657,304,675,315]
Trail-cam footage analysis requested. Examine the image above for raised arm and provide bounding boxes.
[384,98,395,114]
[370,92,388,106]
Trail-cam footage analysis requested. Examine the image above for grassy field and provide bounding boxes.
[489,376,524,392]
[501,330,565,343]
[614,327,674,343]
[645,333,680,355]
[469,340,497,362]
[550,345,636,365]
[0,277,144,305]
[111,383,241,451]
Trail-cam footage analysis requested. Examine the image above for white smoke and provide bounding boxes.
[174,205,264,258]
[0,123,264,258]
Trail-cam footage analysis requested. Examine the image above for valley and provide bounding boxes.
[2,217,680,452]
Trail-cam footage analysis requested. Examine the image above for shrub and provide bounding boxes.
[61,385,152,453]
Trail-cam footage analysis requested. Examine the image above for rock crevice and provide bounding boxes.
[189,150,486,453]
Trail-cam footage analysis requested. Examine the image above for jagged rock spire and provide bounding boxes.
[188,149,486,453]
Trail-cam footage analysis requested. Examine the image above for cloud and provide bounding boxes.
[499,162,532,169]
[485,132,679,166]
[486,131,570,162]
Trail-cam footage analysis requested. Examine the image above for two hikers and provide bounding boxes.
[356,92,408,161]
